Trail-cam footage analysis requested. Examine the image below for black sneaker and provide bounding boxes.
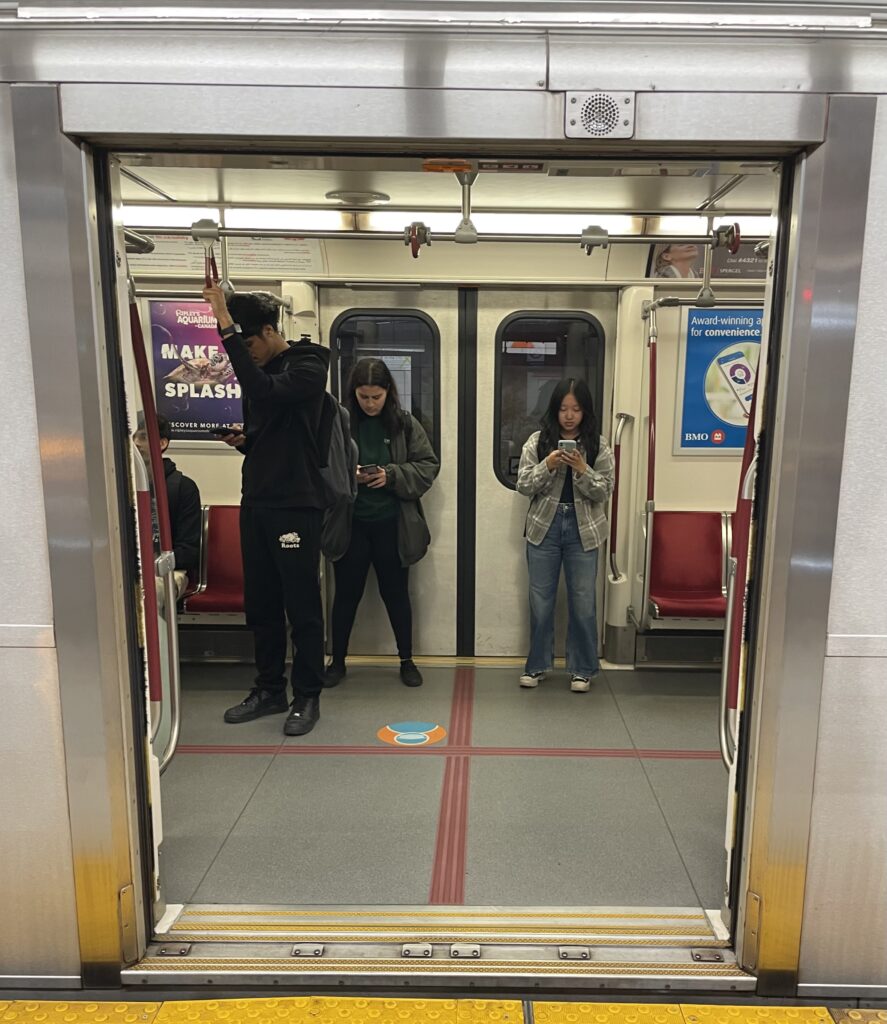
[400,659,423,687]
[223,688,288,724]
[324,661,346,688]
[284,694,320,736]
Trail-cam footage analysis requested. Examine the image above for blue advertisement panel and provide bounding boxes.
[149,300,243,441]
[676,307,763,453]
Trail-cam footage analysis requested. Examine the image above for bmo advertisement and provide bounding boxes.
[675,306,762,454]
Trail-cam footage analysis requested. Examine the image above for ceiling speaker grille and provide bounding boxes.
[565,92,635,140]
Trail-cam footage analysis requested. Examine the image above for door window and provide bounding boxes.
[330,310,440,455]
[495,311,605,488]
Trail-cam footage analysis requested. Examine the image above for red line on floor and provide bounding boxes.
[428,754,470,905]
[175,743,722,759]
[448,666,475,746]
[426,668,476,905]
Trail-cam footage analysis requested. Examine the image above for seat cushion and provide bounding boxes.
[651,591,726,618]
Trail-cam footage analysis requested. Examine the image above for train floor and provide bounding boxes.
[159,662,727,910]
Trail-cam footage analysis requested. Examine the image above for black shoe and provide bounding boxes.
[284,694,320,736]
[400,659,423,687]
[324,661,346,689]
[223,688,288,724]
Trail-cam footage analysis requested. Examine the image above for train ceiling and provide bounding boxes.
[119,156,778,214]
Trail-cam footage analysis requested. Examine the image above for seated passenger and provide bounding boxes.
[134,414,202,600]
[322,358,440,688]
[516,378,614,692]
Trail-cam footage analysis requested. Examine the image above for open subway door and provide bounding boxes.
[108,157,183,926]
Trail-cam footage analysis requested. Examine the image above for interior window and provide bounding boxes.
[330,310,440,455]
[495,311,605,488]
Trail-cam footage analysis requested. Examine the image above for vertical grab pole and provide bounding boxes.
[719,556,739,768]
[127,279,182,774]
[609,412,633,580]
[640,303,658,631]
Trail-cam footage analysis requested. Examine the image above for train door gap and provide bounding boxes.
[106,148,783,990]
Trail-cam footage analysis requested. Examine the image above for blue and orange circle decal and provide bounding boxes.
[377,721,447,746]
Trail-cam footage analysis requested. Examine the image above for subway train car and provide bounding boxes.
[1,0,886,1005]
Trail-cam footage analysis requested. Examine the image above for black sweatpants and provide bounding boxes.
[331,515,412,662]
[240,505,325,699]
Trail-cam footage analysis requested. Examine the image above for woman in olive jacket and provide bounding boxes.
[322,358,440,688]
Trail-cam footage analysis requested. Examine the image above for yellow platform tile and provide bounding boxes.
[155,997,460,1024]
[832,1014,887,1024]
[681,1008,832,1024]
[1,1004,160,1024]
[458,1001,524,1023]
[535,1004,682,1024]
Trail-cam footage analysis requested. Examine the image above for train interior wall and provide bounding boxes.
[137,241,759,658]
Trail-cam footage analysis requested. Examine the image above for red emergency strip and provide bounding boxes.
[129,302,173,553]
[136,489,163,703]
[726,384,759,711]
[609,435,623,576]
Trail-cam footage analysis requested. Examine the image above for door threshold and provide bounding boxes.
[125,904,755,992]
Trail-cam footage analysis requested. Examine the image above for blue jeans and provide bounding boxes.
[525,505,600,679]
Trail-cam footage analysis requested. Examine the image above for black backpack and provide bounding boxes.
[315,393,359,509]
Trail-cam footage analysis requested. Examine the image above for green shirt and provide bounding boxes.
[355,415,399,522]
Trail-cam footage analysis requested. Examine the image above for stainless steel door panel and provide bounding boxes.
[475,290,617,658]
[318,288,458,657]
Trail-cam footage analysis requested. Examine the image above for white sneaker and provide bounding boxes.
[519,672,544,688]
[570,675,591,692]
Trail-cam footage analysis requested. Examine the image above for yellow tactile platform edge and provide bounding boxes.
[0,1003,161,1023]
[0,1002,844,1024]
[536,1010,834,1024]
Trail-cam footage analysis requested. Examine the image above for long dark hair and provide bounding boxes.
[537,378,600,465]
[344,357,403,438]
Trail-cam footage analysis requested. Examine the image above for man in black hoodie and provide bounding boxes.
[134,414,202,600]
[203,285,328,737]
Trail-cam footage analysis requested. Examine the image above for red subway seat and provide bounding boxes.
[182,505,244,614]
[648,511,727,621]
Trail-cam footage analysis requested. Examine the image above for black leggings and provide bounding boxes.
[331,515,412,662]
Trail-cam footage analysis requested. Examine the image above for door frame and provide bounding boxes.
[9,81,876,994]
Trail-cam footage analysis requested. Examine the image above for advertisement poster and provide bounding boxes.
[647,242,766,280]
[676,306,763,454]
[149,300,243,441]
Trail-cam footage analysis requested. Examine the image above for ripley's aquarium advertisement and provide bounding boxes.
[149,300,243,441]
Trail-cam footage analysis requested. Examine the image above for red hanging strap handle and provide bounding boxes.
[205,250,219,288]
[136,484,163,703]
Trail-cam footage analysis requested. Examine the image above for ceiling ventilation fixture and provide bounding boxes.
[325,190,390,206]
